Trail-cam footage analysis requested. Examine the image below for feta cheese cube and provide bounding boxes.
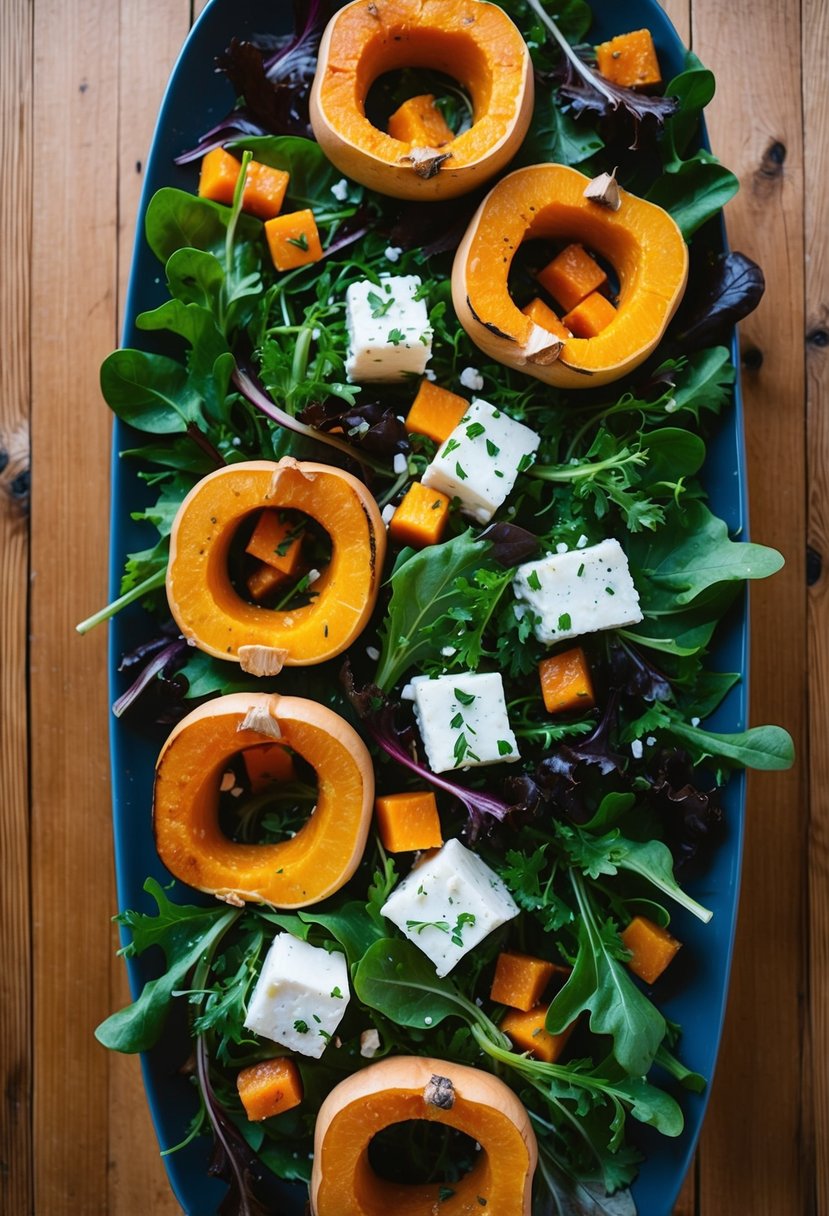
[421,399,540,524]
[244,934,350,1059]
[345,275,432,382]
[381,838,519,977]
[512,538,643,645]
[410,670,519,773]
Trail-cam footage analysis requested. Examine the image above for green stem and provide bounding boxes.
[225,150,252,277]
[528,449,646,483]
[76,567,167,634]
[376,465,411,509]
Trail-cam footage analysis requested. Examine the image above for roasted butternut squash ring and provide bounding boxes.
[311,1056,537,1214]
[166,458,386,672]
[452,163,689,388]
[154,692,374,907]
[309,0,534,200]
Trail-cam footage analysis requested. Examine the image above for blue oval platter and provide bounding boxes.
[109,2,749,1213]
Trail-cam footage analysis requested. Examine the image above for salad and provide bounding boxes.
[85,0,795,1212]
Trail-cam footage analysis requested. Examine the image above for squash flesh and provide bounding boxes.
[452,163,688,387]
[167,460,385,666]
[154,693,374,908]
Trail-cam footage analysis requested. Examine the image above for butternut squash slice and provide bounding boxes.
[452,163,688,388]
[309,0,534,200]
[310,1056,537,1214]
[153,692,374,907]
[166,458,386,670]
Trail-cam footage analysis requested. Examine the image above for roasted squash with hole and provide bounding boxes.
[166,459,386,670]
[452,163,688,388]
[309,0,534,200]
[310,1056,537,1214]
[154,692,374,907]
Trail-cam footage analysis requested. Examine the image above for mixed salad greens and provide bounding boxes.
[89,0,794,1212]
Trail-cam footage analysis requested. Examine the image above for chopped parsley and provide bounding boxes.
[286,232,309,251]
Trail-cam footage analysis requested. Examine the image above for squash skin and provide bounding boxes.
[309,0,534,200]
[153,692,374,908]
[452,163,689,388]
[166,458,386,667]
[311,1056,537,1215]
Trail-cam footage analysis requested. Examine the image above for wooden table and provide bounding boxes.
[0,0,823,1211]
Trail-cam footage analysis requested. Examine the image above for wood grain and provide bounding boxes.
[29,0,119,1211]
[691,0,809,1213]
[0,0,32,1209]
[804,0,829,1209]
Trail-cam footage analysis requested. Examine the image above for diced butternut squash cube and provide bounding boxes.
[538,647,596,715]
[387,94,455,147]
[374,790,443,852]
[198,148,290,220]
[246,560,288,603]
[265,209,323,271]
[405,380,469,444]
[243,743,296,793]
[521,297,571,342]
[236,1057,303,1121]
[596,29,662,89]
[490,952,557,1012]
[389,482,451,549]
[563,290,617,338]
[536,243,608,313]
[245,511,305,575]
[621,916,681,984]
[501,1005,574,1063]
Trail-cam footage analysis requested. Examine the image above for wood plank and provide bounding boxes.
[0,0,33,1209]
[29,0,119,1210]
[804,0,829,1208]
[107,5,191,1210]
[690,0,809,1212]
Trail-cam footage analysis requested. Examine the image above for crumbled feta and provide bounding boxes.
[691,716,700,727]
[646,736,657,747]
[460,366,484,391]
[556,542,569,554]
[244,934,350,1059]
[400,682,415,701]
[630,739,644,759]
[424,368,437,382]
[512,539,643,645]
[421,399,540,524]
[360,1029,381,1058]
[393,452,408,474]
[410,670,519,773]
[330,178,349,202]
[307,568,321,584]
[576,534,588,548]
[345,275,432,381]
[384,245,403,262]
[381,503,395,525]
[441,645,457,657]
[365,645,380,661]
[381,838,519,976]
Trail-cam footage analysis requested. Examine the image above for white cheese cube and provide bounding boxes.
[244,933,349,1059]
[381,838,519,977]
[512,538,643,645]
[421,399,540,524]
[345,275,432,381]
[410,670,519,773]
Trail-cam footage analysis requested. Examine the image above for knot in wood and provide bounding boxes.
[423,1074,455,1109]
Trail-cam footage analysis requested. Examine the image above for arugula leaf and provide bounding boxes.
[96,880,239,1052]
[624,704,794,772]
[547,873,666,1076]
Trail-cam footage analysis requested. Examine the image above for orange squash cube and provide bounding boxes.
[596,29,662,89]
[563,291,617,338]
[501,1005,574,1063]
[621,916,681,984]
[538,647,596,715]
[236,1057,303,1122]
[405,379,469,444]
[265,209,323,271]
[490,952,558,1012]
[198,148,290,220]
[389,482,451,549]
[521,297,571,342]
[536,243,608,313]
[245,511,305,575]
[388,94,454,146]
[246,560,288,603]
[374,790,443,852]
[243,743,296,793]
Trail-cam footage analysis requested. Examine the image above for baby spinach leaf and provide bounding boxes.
[299,904,384,968]
[646,153,739,239]
[661,54,716,164]
[145,187,260,264]
[136,298,234,423]
[228,135,350,211]
[354,939,485,1032]
[547,874,666,1076]
[165,246,226,312]
[521,97,604,166]
[100,348,203,433]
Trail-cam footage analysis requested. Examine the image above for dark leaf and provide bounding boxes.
[197,1038,272,1216]
[540,691,625,782]
[478,522,539,567]
[298,396,410,457]
[608,636,672,703]
[647,748,724,868]
[555,56,678,150]
[667,251,766,355]
[112,637,189,718]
